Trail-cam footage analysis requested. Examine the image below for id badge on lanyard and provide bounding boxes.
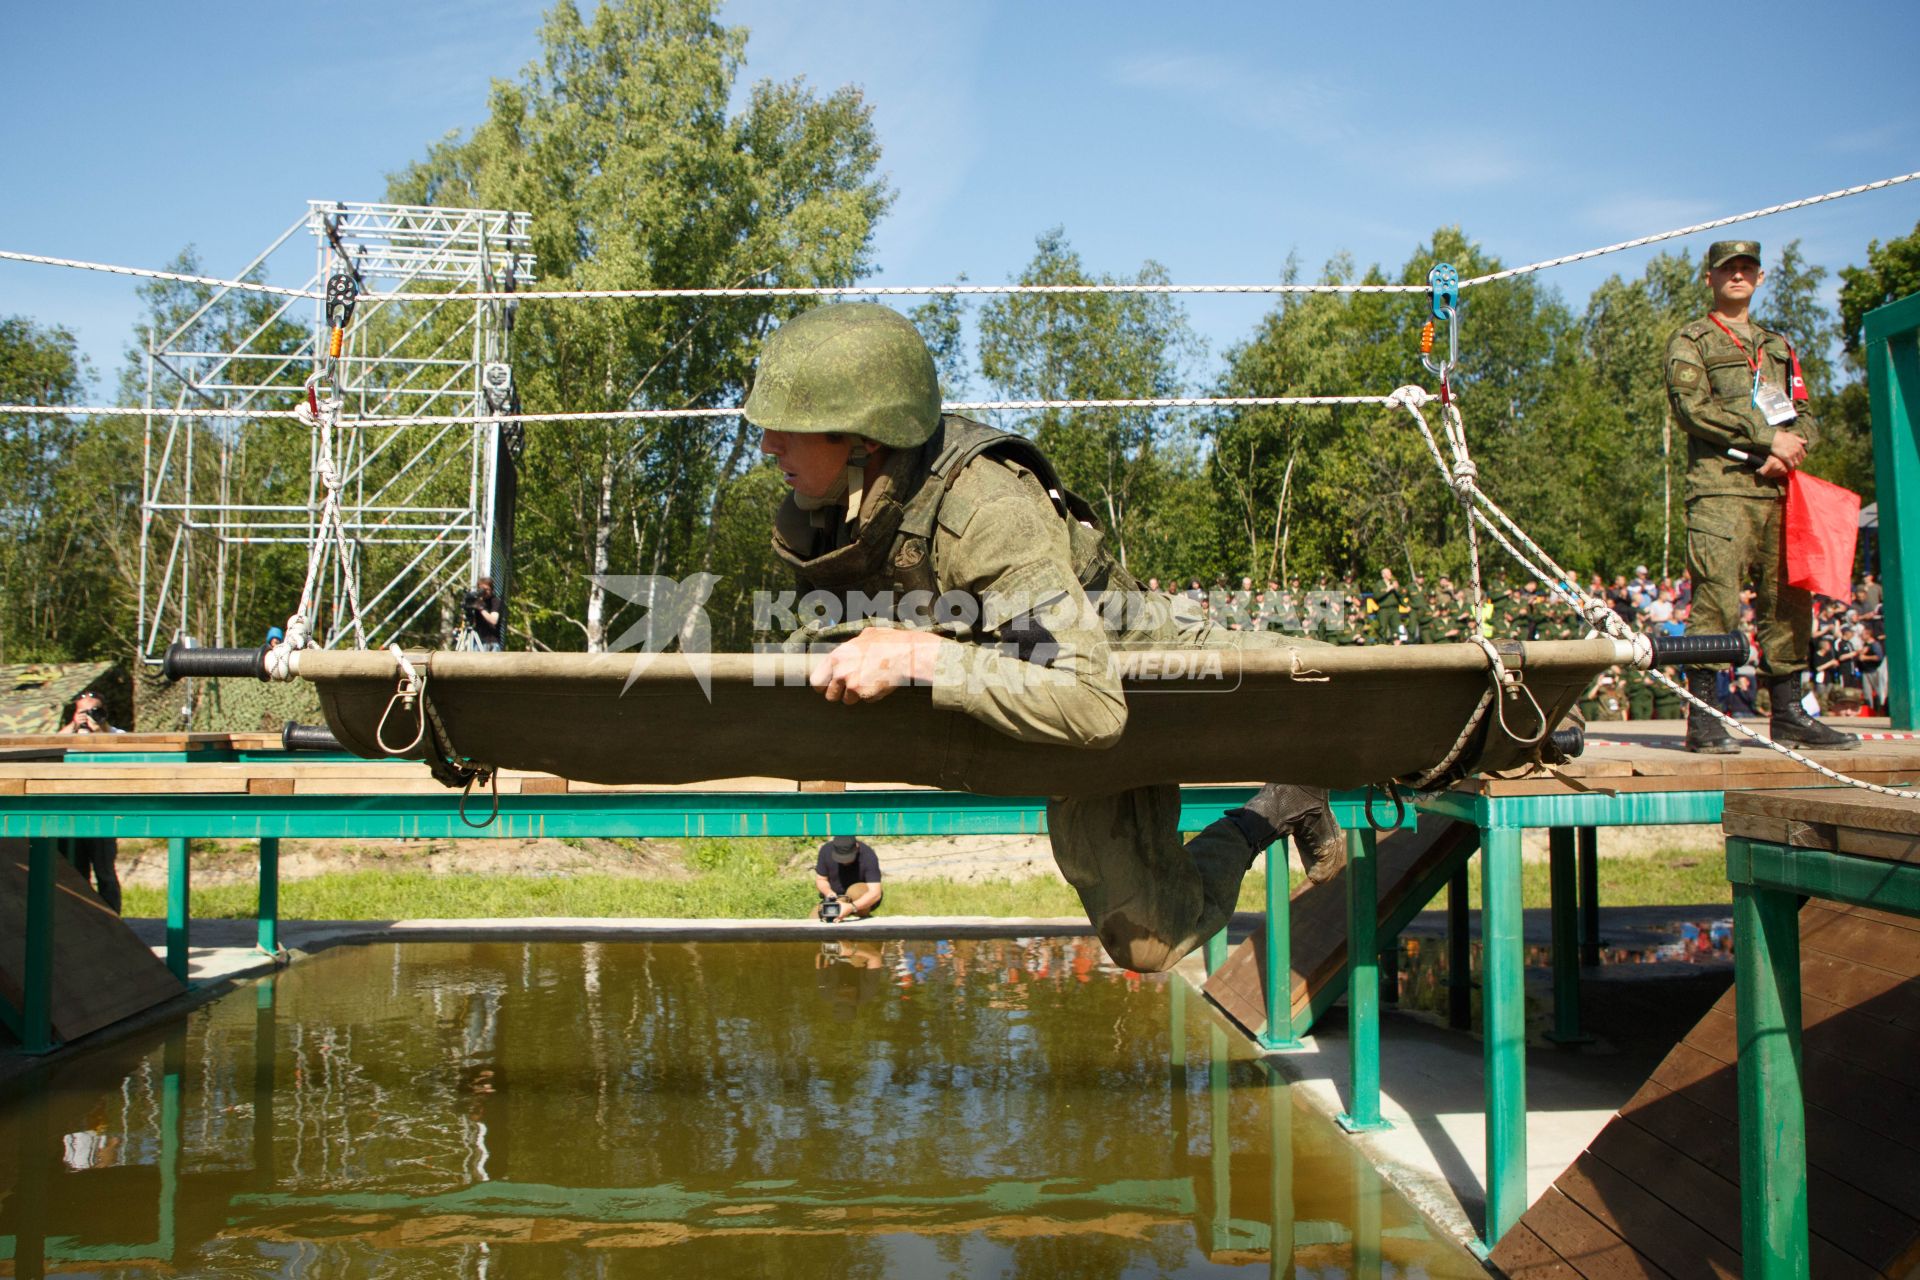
[1752,371,1797,426]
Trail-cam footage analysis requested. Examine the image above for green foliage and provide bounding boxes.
[978,229,1207,575]
[1838,219,1920,353]
[0,316,94,660]
[387,0,890,651]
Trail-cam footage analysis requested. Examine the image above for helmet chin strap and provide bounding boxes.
[844,443,871,525]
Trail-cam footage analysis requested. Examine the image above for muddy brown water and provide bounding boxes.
[0,939,1480,1277]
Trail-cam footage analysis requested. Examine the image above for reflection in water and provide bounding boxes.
[0,939,1478,1277]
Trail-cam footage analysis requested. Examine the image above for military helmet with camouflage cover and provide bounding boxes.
[743,302,941,449]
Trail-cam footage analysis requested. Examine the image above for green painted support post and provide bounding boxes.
[257,837,280,955]
[1733,864,1810,1279]
[1447,867,1471,1030]
[1546,828,1590,1045]
[253,978,277,1180]
[1261,839,1303,1050]
[160,1032,184,1263]
[23,836,57,1054]
[1204,927,1228,976]
[1337,828,1390,1133]
[1864,290,1920,729]
[14,1087,50,1276]
[1209,1021,1232,1256]
[1479,821,1527,1253]
[1267,1067,1294,1279]
[1169,978,1187,1083]
[1577,826,1601,967]
[166,837,191,983]
[1354,1153,1384,1280]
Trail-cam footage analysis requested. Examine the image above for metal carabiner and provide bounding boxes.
[1420,263,1460,399]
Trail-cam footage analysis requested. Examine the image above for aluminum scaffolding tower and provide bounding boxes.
[138,200,534,661]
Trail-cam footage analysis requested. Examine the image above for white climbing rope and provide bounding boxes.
[1458,169,1920,289]
[0,393,1398,426]
[1388,385,1920,802]
[6,165,1915,305]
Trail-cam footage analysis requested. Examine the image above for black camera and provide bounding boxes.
[820,899,844,922]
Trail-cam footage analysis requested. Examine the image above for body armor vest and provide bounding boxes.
[772,415,1138,620]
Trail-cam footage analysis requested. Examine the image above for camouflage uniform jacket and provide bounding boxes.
[774,415,1130,749]
[1665,316,1818,500]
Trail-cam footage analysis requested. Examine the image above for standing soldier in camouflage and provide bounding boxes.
[748,303,1343,973]
[1665,241,1856,753]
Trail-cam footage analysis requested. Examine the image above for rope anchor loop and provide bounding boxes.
[1420,262,1460,403]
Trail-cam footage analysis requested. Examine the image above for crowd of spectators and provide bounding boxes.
[1140,564,1891,722]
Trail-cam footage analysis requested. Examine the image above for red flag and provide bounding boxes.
[1787,345,1809,402]
[1784,470,1861,599]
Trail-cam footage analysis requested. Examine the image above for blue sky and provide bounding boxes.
[3,0,1916,396]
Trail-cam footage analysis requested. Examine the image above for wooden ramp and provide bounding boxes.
[0,841,183,1044]
[1203,816,1479,1040]
[1492,900,1920,1279]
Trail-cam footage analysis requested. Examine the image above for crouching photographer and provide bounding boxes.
[812,835,883,923]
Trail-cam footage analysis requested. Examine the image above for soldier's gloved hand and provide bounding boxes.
[811,627,942,705]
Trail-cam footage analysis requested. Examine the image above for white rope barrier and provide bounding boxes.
[1388,386,1920,802]
[0,393,1395,426]
[8,165,1913,305]
[1459,169,1920,288]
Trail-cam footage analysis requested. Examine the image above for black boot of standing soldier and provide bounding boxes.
[1684,668,1741,754]
[1766,674,1859,750]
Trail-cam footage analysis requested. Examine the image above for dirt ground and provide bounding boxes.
[114,824,1723,889]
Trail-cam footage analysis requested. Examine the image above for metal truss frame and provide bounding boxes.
[138,200,533,660]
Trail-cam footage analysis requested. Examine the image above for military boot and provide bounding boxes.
[1227,784,1346,884]
[1767,675,1859,750]
[1684,669,1741,754]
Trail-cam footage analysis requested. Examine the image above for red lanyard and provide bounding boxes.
[1708,314,1763,374]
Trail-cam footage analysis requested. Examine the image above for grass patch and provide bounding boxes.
[119,848,1730,923]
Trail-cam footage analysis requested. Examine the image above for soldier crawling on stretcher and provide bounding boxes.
[746,302,1343,973]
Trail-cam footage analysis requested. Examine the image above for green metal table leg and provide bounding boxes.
[1733,863,1809,1280]
[1338,828,1391,1133]
[160,1031,184,1263]
[1546,828,1590,1045]
[1210,1021,1231,1256]
[166,836,190,983]
[257,837,280,955]
[1479,821,1527,1253]
[23,836,57,1054]
[1169,977,1188,1084]
[253,978,277,1181]
[1577,826,1601,967]
[1268,1066,1295,1279]
[1261,839,1303,1050]
[1447,867,1471,1030]
[1354,1151,1384,1280]
[1204,927,1229,976]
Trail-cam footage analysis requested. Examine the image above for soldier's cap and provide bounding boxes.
[1705,240,1762,270]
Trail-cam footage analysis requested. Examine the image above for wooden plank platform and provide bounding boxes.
[1488,899,1920,1279]
[0,841,184,1042]
[1201,816,1478,1039]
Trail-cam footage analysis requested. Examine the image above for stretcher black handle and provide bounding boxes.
[163,642,268,681]
[1646,633,1749,668]
[281,721,341,752]
[1545,721,1585,763]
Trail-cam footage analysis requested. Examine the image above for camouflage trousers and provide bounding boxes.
[1046,621,1329,973]
[1684,494,1809,676]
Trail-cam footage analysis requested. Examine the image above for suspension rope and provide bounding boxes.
[0,393,1399,426]
[1458,169,1920,288]
[1388,385,1920,802]
[6,166,1915,304]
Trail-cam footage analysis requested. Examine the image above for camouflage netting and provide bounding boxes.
[135,666,323,733]
[0,663,124,734]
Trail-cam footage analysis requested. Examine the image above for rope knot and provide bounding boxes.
[1449,458,1479,498]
